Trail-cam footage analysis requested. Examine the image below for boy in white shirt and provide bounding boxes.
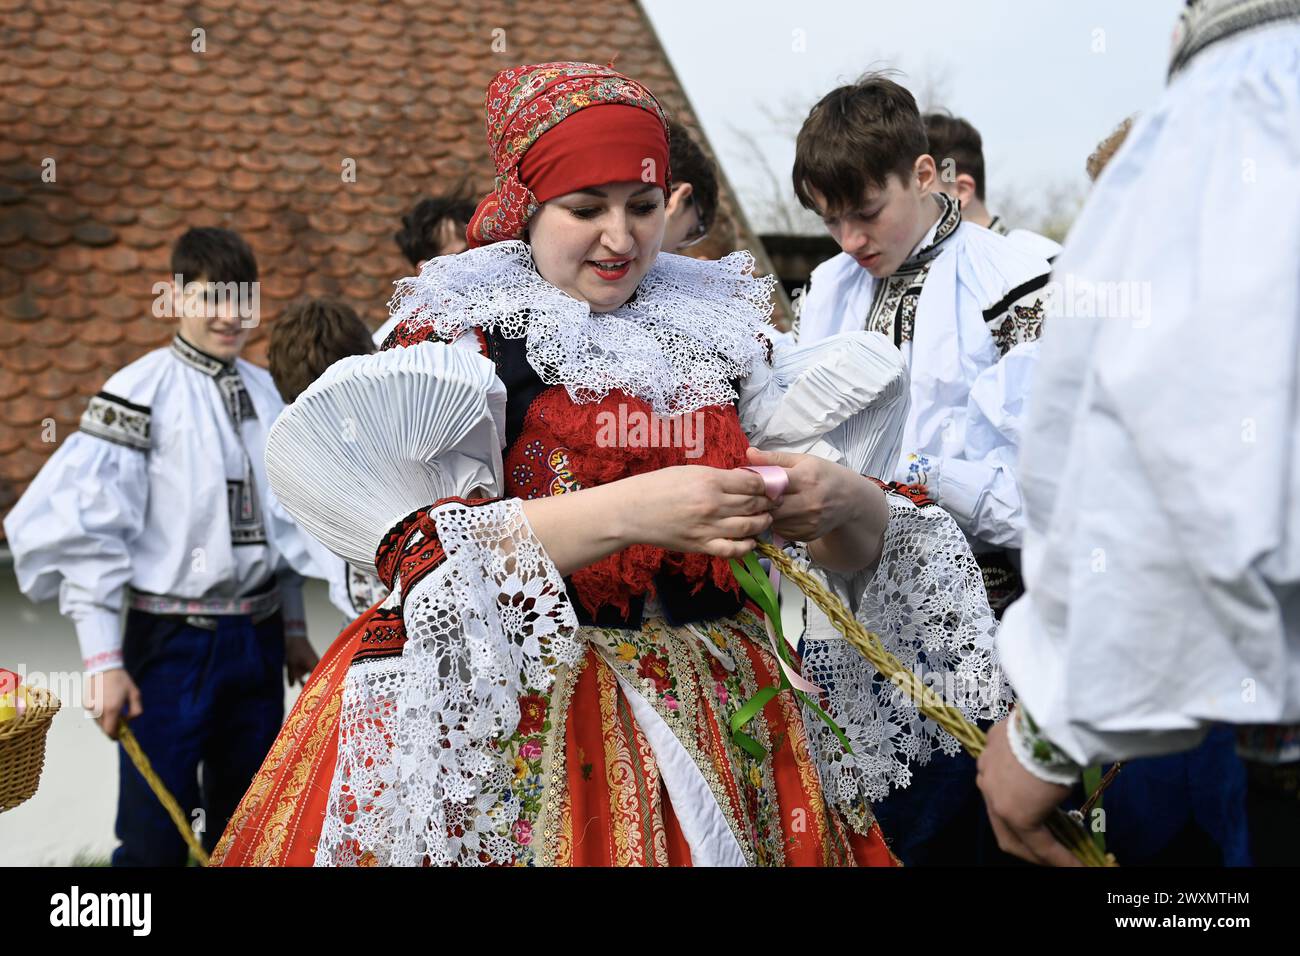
[6,228,331,865]
[793,73,1052,616]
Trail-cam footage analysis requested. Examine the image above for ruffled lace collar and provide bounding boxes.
[385,240,776,416]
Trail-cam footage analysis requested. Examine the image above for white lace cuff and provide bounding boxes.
[315,498,582,867]
[799,492,1013,804]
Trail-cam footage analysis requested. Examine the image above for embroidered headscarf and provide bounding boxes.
[467,61,672,248]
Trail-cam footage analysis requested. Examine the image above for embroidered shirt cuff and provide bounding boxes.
[898,452,940,496]
[74,608,124,675]
[1008,705,1083,786]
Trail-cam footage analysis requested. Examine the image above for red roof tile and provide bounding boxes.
[0,0,775,532]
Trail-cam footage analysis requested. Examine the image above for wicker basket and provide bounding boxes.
[0,686,61,813]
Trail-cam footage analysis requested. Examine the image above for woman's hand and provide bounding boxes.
[522,464,776,577]
[744,447,863,541]
[623,465,776,558]
[745,447,888,574]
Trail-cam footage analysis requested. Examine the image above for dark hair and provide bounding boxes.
[170,227,258,284]
[924,111,986,201]
[268,298,374,403]
[667,120,719,232]
[793,72,928,215]
[394,193,478,267]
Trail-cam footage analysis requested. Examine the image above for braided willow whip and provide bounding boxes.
[756,541,1116,868]
[118,722,210,867]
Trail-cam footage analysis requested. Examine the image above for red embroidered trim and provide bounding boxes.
[360,497,503,667]
[381,312,490,355]
[351,604,407,664]
[868,477,937,509]
[373,497,500,593]
[83,649,123,670]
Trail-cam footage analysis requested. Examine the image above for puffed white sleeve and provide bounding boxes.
[991,38,1300,768]
[3,402,151,673]
[896,341,1037,548]
[999,306,1300,770]
[739,329,909,478]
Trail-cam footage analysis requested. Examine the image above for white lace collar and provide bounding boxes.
[385,240,776,416]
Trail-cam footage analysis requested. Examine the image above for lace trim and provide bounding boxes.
[386,241,775,417]
[798,493,1013,803]
[315,498,582,866]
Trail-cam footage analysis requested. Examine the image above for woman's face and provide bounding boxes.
[527,180,666,312]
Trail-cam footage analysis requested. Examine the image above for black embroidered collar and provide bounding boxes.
[899,192,962,270]
[171,333,234,377]
[1169,0,1300,78]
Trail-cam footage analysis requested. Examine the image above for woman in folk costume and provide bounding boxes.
[212,62,1009,868]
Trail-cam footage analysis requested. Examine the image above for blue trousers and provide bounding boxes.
[111,609,284,866]
[872,747,1020,866]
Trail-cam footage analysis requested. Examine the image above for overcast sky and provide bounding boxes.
[642,0,1186,231]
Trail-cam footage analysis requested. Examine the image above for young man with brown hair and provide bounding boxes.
[4,228,341,865]
[923,110,1062,262]
[793,73,1051,614]
[269,298,376,403]
[791,74,1053,865]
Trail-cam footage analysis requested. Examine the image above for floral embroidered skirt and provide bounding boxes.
[211,604,899,867]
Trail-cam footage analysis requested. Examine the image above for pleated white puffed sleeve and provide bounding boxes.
[4,404,151,673]
[738,329,909,478]
[263,340,583,866]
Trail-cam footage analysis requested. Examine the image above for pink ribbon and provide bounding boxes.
[741,464,788,500]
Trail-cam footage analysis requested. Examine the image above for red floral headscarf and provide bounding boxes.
[467,61,672,249]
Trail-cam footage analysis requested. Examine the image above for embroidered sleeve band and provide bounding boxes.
[1008,705,1083,786]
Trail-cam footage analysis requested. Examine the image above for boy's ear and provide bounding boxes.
[666,181,693,216]
[955,173,979,207]
[913,153,938,193]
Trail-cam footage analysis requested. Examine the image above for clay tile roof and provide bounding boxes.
[0,0,777,534]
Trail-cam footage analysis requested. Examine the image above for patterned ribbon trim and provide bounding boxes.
[1008,704,1082,786]
[171,333,230,377]
[128,587,281,619]
[1169,0,1300,77]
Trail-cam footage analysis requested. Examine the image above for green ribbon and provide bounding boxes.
[727,551,853,761]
